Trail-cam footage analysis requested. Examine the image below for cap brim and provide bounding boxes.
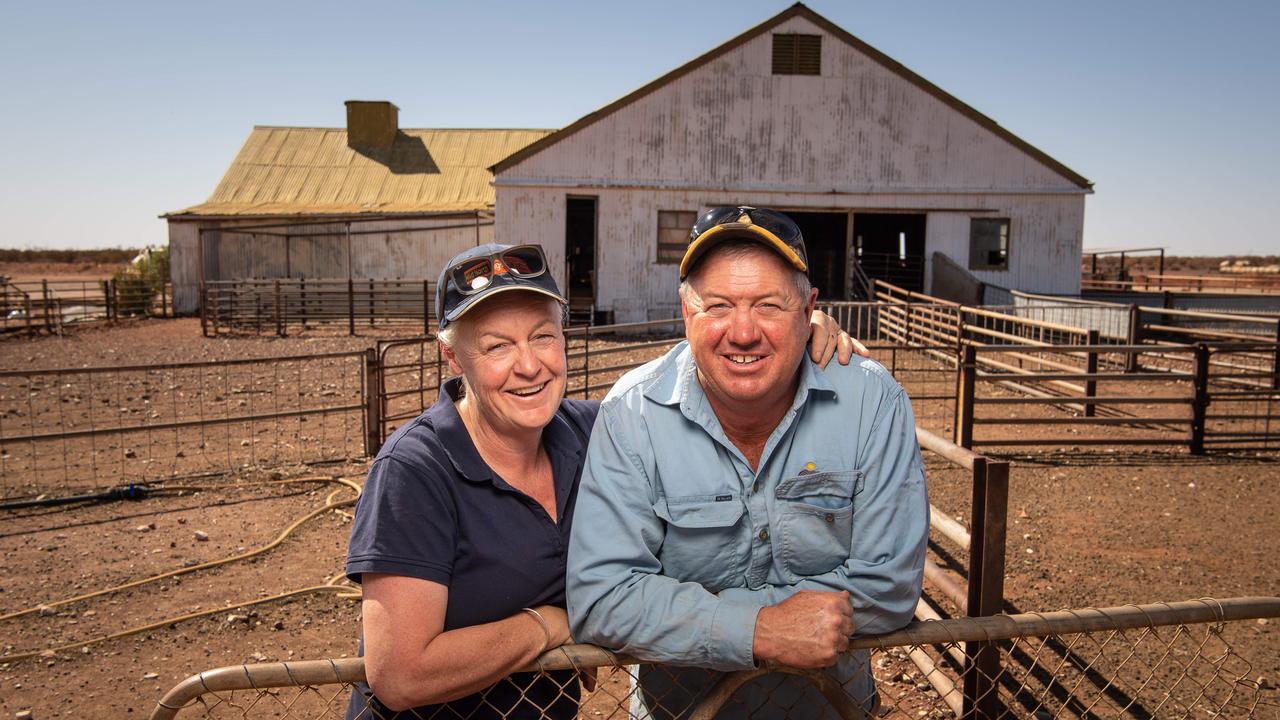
[443,284,567,325]
[679,223,808,279]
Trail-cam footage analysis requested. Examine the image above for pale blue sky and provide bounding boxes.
[0,1,1276,255]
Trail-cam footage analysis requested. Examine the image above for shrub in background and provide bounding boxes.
[112,246,170,316]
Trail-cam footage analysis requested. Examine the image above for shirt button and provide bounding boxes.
[758,529,769,541]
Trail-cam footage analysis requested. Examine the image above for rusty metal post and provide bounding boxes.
[423,280,431,334]
[200,285,208,336]
[274,280,283,337]
[583,330,591,399]
[299,278,308,328]
[1272,319,1280,391]
[955,345,976,448]
[1190,344,1210,455]
[347,278,356,336]
[362,349,383,455]
[40,280,52,332]
[1084,329,1099,418]
[1125,304,1141,373]
[963,458,1008,720]
[254,288,263,334]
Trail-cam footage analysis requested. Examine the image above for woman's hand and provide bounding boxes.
[529,604,572,650]
[808,310,870,368]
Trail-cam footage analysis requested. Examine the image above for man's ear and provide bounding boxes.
[804,287,818,316]
[439,339,465,376]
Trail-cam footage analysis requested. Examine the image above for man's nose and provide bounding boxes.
[727,307,762,346]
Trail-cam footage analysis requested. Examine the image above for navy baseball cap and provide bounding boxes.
[435,243,566,331]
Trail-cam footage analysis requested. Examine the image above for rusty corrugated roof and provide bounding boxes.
[167,127,553,217]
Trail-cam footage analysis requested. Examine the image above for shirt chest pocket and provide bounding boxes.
[652,495,745,591]
[774,470,862,580]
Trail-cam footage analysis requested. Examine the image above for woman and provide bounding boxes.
[345,243,861,718]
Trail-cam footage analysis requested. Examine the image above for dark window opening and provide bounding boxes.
[853,213,927,292]
[656,210,695,264]
[784,211,849,299]
[565,197,597,323]
[772,34,821,75]
[969,218,1010,271]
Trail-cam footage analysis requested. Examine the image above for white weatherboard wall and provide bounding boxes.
[495,14,1087,321]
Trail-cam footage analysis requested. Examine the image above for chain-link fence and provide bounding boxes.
[151,596,1278,720]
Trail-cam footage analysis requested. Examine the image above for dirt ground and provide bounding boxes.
[0,316,1276,719]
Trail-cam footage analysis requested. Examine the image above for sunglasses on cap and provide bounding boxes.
[681,206,808,279]
[447,244,548,295]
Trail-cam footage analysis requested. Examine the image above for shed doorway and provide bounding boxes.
[853,213,926,292]
[564,197,597,324]
[786,211,849,300]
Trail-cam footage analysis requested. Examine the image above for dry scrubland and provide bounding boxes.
[0,277,1276,717]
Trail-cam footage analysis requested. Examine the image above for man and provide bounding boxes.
[566,207,929,717]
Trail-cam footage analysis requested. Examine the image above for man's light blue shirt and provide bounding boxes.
[566,341,928,712]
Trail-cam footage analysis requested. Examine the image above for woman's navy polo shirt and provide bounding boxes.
[345,378,599,718]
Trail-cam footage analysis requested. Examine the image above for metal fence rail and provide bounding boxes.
[374,320,688,443]
[0,352,371,499]
[0,277,172,336]
[149,596,1280,719]
[202,279,436,337]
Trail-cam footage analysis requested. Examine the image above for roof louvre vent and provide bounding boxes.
[772,34,821,75]
[345,100,399,151]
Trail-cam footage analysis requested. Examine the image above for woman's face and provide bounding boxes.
[443,292,567,437]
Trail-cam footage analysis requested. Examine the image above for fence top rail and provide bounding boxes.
[149,595,1280,720]
[9,280,112,289]
[1138,304,1280,324]
[0,349,369,378]
[969,342,1200,353]
[564,317,684,337]
[960,305,1091,336]
[1010,289,1131,309]
[206,278,438,287]
[915,427,982,470]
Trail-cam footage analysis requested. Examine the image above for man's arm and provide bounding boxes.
[721,386,929,636]
[566,404,761,671]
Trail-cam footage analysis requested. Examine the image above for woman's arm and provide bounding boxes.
[362,573,570,711]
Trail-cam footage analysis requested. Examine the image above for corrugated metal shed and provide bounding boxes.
[168,127,552,217]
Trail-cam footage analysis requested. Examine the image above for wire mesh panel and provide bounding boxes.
[0,353,369,499]
[150,598,1280,720]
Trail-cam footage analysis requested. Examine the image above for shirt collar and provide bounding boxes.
[434,378,494,484]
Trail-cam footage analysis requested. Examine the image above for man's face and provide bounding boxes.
[682,246,818,415]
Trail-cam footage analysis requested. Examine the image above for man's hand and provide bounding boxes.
[808,310,870,368]
[753,590,854,668]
